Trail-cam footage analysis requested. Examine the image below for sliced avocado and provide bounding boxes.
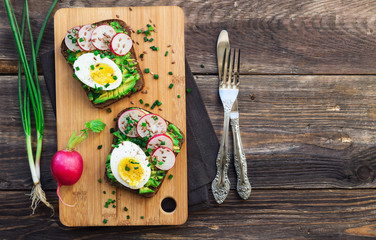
[168,124,183,140]
[106,154,117,182]
[166,132,180,146]
[93,75,137,104]
[139,187,155,194]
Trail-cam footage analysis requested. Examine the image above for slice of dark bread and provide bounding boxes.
[60,19,144,108]
[104,107,185,198]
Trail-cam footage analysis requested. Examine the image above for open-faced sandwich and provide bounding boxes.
[61,19,144,108]
[105,107,184,197]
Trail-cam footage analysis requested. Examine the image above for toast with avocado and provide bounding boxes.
[104,107,184,197]
[60,19,144,108]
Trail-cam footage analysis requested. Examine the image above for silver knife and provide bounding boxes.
[230,100,252,199]
[211,30,231,204]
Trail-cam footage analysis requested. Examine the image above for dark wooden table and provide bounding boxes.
[2,0,376,239]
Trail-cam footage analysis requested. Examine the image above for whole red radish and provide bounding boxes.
[51,119,106,207]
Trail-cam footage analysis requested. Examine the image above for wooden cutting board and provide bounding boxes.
[54,6,186,226]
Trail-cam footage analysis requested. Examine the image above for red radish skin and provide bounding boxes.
[151,147,176,171]
[147,134,174,151]
[110,33,132,56]
[118,109,146,137]
[91,25,116,50]
[136,114,168,138]
[51,150,83,207]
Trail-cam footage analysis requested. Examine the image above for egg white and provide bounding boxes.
[110,141,151,189]
[73,53,122,90]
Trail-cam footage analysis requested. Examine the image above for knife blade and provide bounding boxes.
[211,30,231,204]
[217,30,230,83]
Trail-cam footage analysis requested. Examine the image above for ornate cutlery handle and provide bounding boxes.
[231,117,251,200]
[211,109,231,204]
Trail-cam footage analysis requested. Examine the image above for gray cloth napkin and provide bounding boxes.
[40,51,219,212]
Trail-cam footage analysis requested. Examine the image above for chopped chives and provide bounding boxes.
[106,107,112,113]
[110,128,115,133]
[90,65,94,70]
[112,191,115,195]
[153,74,159,79]
[75,66,80,71]
[103,191,106,194]
[168,174,173,179]
[113,205,116,208]
[103,219,108,224]
[168,72,173,75]
[137,29,142,34]
[113,76,118,80]
[177,95,181,98]
[125,166,130,171]
[157,101,162,106]
[97,145,102,149]
[139,99,144,104]
[141,216,144,219]
[186,88,192,93]
[158,161,163,165]
[134,167,139,170]
[124,207,128,211]
[200,64,205,68]
[142,122,147,127]
[144,36,149,42]
[165,51,168,56]
[98,178,102,183]
[104,83,110,88]
[127,215,130,219]
[144,68,150,73]
[149,38,154,42]
[79,37,84,42]
[132,87,136,92]
[161,141,165,145]
[145,103,150,107]
[169,83,174,89]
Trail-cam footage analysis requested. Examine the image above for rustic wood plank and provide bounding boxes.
[1,189,376,239]
[2,0,376,74]
[2,74,376,191]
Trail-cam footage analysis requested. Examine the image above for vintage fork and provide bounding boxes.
[212,48,240,204]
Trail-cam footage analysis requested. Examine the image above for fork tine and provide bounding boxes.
[221,48,227,85]
[236,49,240,86]
[227,49,234,86]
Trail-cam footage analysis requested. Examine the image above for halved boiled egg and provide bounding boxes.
[73,53,122,90]
[110,141,151,189]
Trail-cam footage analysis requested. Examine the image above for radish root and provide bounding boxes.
[28,183,54,216]
[57,184,76,207]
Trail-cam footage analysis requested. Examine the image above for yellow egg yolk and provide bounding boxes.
[90,63,117,86]
[118,157,144,187]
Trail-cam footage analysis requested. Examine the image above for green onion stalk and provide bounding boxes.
[4,0,59,214]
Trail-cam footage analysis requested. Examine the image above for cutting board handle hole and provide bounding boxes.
[161,197,176,213]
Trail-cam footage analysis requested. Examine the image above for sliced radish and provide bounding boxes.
[118,109,146,137]
[91,25,116,50]
[65,26,81,52]
[151,147,176,171]
[110,33,132,56]
[136,114,167,138]
[77,24,96,51]
[147,134,174,151]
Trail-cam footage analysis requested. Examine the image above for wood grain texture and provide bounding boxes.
[1,189,376,239]
[54,6,186,226]
[3,0,376,74]
[3,74,376,191]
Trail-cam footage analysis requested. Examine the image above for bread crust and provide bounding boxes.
[104,107,185,198]
[60,19,144,108]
